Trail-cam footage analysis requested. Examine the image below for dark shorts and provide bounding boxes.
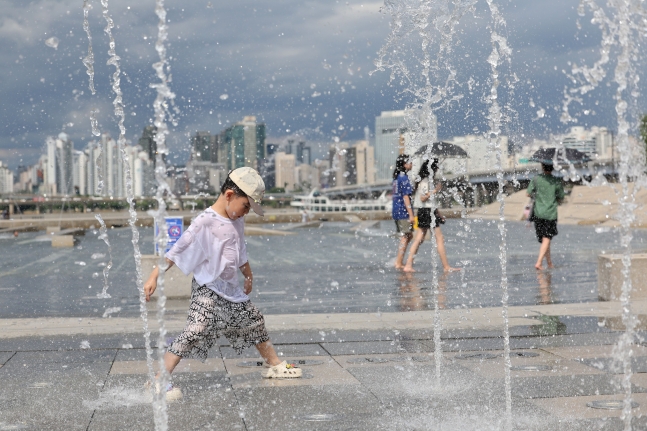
[417,208,443,229]
[534,218,558,242]
[168,279,270,361]
[395,219,413,235]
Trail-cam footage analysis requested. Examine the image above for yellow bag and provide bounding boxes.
[413,216,419,230]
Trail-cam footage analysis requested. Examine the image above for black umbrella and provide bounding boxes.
[529,147,590,165]
[413,141,468,158]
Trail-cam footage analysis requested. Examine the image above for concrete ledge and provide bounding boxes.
[598,253,647,301]
[46,226,61,234]
[51,235,74,247]
[141,254,192,299]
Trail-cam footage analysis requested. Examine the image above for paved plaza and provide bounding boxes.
[2,300,647,430]
[1,221,647,429]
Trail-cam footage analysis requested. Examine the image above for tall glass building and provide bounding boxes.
[374,109,437,181]
[375,110,407,181]
[219,116,266,171]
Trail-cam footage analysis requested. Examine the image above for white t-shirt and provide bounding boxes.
[413,178,437,209]
[165,208,249,302]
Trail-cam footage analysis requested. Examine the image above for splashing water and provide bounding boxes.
[430,224,442,381]
[82,0,96,95]
[147,1,178,428]
[44,37,59,50]
[94,217,113,299]
[565,2,647,428]
[87,0,164,426]
[484,0,513,427]
[91,141,113,299]
[375,0,481,384]
[89,109,100,137]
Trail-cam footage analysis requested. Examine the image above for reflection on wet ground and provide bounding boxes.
[0,219,646,318]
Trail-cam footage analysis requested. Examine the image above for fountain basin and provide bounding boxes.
[598,253,647,301]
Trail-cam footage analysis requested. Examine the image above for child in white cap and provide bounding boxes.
[144,167,302,401]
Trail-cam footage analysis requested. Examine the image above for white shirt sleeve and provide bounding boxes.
[165,222,207,276]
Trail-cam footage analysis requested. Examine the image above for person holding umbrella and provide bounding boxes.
[403,159,459,273]
[527,162,565,270]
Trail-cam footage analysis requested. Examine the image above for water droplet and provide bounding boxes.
[45,37,59,49]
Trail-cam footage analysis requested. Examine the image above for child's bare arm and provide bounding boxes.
[239,262,253,295]
[144,258,175,302]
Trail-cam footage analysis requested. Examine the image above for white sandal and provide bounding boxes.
[144,380,183,402]
[261,361,303,379]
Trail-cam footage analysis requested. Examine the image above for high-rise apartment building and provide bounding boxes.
[0,161,13,194]
[43,133,74,196]
[219,116,266,171]
[73,150,88,195]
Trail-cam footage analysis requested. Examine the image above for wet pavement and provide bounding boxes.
[2,220,647,429]
[2,316,647,430]
[1,220,646,318]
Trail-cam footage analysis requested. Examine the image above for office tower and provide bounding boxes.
[274,152,296,191]
[186,160,226,194]
[559,126,613,158]
[138,125,158,166]
[296,141,311,165]
[191,131,218,162]
[219,116,266,171]
[444,135,509,175]
[295,163,319,190]
[375,109,436,180]
[352,140,376,185]
[374,111,406,181]
[328,142,350,187]
[327,140,376,187]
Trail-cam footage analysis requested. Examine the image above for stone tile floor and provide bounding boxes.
[1,325,647,430]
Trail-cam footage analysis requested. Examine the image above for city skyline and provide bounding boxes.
[1,1,645,173]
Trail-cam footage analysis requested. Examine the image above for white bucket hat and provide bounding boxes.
[229,167,265,216]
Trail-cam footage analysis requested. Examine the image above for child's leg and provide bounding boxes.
[163,351,182,375]
[395,234,412,269]
[545,239,554,268]
[255,340,281,366]
[535,237,550,270]
[403,228,427,272]
[435,227,459,272]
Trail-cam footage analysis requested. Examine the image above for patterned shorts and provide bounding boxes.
[168,279,270,361]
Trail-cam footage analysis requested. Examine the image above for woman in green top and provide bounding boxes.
[527,163,565,270]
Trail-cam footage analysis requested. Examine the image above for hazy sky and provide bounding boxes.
[1,0,644,169]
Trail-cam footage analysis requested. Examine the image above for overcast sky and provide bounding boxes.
[0,0,644,169]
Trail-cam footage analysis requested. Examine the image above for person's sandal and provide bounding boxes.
[261,361,303,379]
[145,380,183,402]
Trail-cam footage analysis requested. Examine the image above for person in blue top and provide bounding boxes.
[392,154,415,269]
[527,163,565,270]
